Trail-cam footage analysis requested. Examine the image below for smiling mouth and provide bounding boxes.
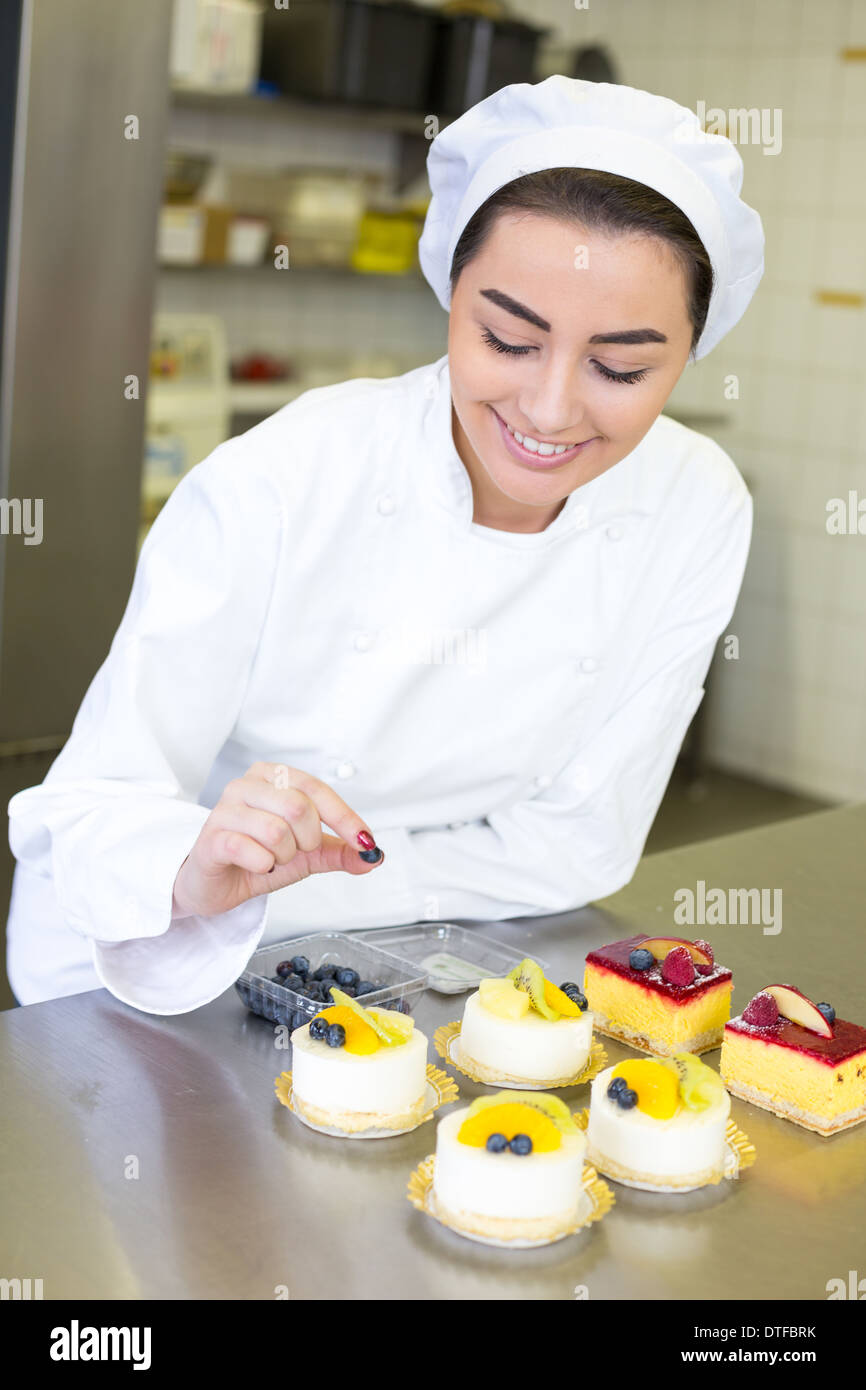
[492,408,596,461]
[502,420,586,455]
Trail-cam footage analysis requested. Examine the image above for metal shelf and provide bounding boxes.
[157,261,424,282]
[170,86,442,137]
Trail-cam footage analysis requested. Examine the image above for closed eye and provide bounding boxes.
[592,360,650,386]
[481,327,650,385]
[481,326,533,356]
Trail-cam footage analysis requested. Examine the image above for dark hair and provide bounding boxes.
[449,168,713,360]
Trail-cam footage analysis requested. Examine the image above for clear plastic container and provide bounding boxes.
[235,931,428,1026]
[365,924,552,995]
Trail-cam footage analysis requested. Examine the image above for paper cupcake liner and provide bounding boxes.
[575,1108,756,1192]
[274,1064,459,1139]
[406,1154,615,1248]
[434,1019,607,1090]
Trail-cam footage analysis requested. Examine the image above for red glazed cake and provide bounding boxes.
[720,985,866,1136]
[583,934,732,1057]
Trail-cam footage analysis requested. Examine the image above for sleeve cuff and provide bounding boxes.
[90,891,271,1015]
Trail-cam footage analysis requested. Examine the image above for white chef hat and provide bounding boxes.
[418,76,764,360]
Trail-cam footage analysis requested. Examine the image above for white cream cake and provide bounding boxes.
[458,963,594,1085]
[291,1002,429,1133]
[431,1095,588,1242]
[585,1057,731,1191]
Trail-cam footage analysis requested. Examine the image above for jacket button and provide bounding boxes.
[580,656,598,674]
[377,494,396,516]
[335,761,356,779]
[606,524,623,541]
[354,631,373,652]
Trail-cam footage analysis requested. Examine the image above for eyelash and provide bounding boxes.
[480,327,650,386]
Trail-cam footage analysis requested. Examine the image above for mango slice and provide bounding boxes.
[457,1101,562,1151]
[611,1059,680,1119]
[313,1004,379,1055]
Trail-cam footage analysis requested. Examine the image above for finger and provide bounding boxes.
[209,827,276,876]
[244,765,379,856]
[233,781,323,855]
[302,833,387,877]
[210,805,300,867]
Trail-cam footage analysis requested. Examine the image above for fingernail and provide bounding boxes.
[358,846,383,864]
[357,831,376,851]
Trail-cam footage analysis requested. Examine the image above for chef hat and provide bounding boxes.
[418,76,764,360]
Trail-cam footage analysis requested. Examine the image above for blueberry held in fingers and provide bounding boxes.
[358,846,383,864]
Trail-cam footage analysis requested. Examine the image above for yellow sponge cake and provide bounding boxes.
[720,985,866,1136]
[584,934,732,1057]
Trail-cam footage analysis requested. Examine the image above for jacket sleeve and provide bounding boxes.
[263,475,753,930]
[7,442,282,1015]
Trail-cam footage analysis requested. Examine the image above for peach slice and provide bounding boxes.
[640,937,713,969]
[543,979,582,1017]
[611,1059,681,1119]
[763,984,833,1038]
[457,1102,562,1152]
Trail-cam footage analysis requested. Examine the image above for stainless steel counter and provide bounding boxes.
[2,804,865,1300]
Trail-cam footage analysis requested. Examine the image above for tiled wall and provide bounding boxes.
[158,0,866,803]
[542,0,866,805]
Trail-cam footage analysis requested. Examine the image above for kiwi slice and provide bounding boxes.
[329,992,414,1046]
[507,958,559,1020]
[671,1052,726,1111]
[465,1090,578,1134]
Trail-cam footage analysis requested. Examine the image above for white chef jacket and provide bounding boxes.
[6,354,752,1014]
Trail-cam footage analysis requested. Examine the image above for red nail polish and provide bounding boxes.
[357,831,376,850]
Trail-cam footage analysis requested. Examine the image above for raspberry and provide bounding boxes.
[694,938,715,975]
[743,991,779,1028]
[661,945,695,986]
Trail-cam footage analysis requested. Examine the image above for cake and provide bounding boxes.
[457,958,594,1085]
[720,984,866,1136]
[290,989,429,1132]
[583,933,732,1056]
[585,1054,732,1191]
[431,1092,588,1242]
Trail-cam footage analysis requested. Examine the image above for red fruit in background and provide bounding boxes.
[743,991,780,1028]
[661,946,696,987]
[763,984,833,1038]
[640,937,713,968]
[693,938,715,975]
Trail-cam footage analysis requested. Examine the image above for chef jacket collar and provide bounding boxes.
[415,354,655,546]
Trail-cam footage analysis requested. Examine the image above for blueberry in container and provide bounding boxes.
[235,931,428,1028]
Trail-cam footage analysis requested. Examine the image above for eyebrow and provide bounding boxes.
[479,288,668,346]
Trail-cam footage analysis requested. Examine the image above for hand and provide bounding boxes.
[171,761,384,920]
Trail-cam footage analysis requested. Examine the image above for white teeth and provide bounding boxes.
[505,421,574,453]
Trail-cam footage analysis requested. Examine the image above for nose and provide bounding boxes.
[518,360,587,440]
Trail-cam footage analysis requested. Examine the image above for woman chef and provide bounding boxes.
[7,77,763,1012]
